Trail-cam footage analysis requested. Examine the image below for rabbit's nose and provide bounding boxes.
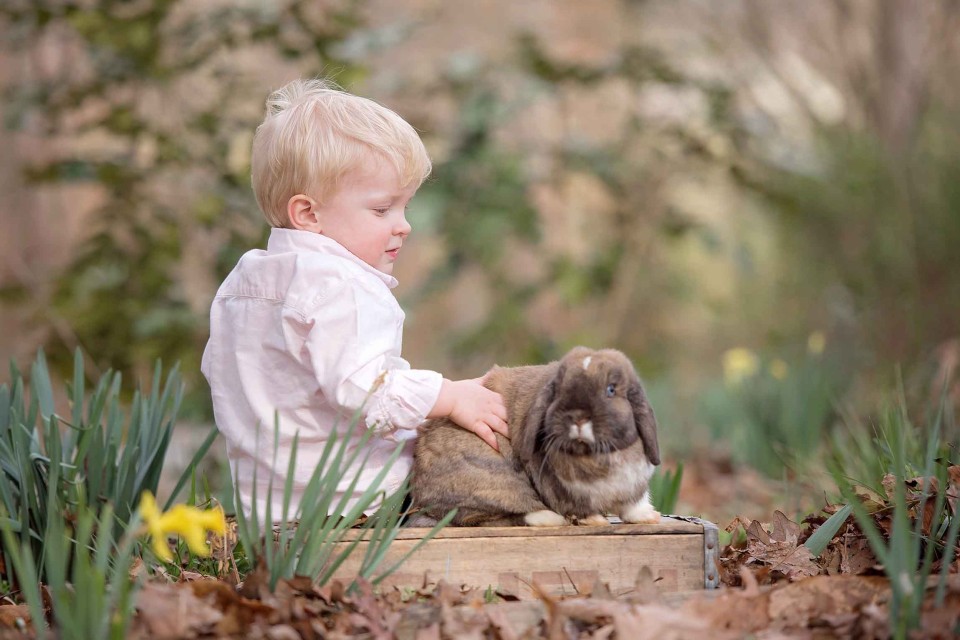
[567,420,595,444]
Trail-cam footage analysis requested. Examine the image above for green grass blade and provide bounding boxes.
[65,348,86,455]
[372,507,457,586]
[264,419,281,588]
[304,467,401,580]
[29,349,55,421]
[935,501,960,606]
[356,487,409,579]
[231,459,257,576]
[804,504,852,557]
[315,515,381,585]
[162,426,218,510]
[0,519,47,637]
[0,382,12,433]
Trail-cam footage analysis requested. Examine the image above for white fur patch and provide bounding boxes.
[566,455,655,506]
[621,491,661,524]
[582,356,592,370]
[525,510,567,527]
[581,421,594,443]
[580,513,610,526]
[568,420,596,443]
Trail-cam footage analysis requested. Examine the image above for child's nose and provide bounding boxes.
[395,213,412,236]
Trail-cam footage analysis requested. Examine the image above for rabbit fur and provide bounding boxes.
[409,346,661,527]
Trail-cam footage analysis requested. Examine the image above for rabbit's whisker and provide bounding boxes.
[536,433,561,487]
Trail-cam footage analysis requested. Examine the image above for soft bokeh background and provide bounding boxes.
[2,0,958,523]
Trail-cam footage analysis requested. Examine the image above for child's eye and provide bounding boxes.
[373,207,389,216]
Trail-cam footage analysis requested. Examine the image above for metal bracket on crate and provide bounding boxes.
[662,514,721,589]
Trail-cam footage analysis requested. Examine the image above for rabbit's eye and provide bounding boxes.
[605,384,616,398]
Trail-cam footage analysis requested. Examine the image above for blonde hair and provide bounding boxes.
[251,78,432,228]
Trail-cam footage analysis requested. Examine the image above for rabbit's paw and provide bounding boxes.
[524,510,567,527]
[621,494,660,524]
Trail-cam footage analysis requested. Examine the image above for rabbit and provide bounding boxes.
[409,346,661,527]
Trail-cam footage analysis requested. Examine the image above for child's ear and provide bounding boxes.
[287,194,321,232]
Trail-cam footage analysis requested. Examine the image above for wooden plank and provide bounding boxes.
[343,516,702,541]
[332,523,706,598]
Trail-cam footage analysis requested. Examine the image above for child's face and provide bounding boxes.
[313,156,416,275]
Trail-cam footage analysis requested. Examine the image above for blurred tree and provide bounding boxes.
[716,0,960,388]
[0,0,367,415]
[404,22,737,377]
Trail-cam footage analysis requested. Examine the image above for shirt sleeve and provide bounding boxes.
[298,277,443,435]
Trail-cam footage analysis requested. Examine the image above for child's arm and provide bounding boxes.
[301,278,507,448]
[427,375,509,452]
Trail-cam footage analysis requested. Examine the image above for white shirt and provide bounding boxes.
[201,228,443,520]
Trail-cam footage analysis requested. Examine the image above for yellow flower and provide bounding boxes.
[722,348,759,386]
[769,358,789,380]
[139,491,226,563]
[807,331,826,355]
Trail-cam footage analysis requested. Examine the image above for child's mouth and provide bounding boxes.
[386,248,400,259]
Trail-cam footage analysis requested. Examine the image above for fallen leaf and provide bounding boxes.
[135,581,224,638]
[264,623,301,640]
[766,575,889,629]
[855,488,887,514]
[0,604,30,629]
[441,599,489,640]
[769,510,800,545]
[237,558,271,600]
[484,602,543,640]
[178,570,204,582]
[745,517,820,581]
[189,577,275,634]
[284,575,314,594]
[629,566,659,604]
[918,575,960,637]
[840,527,880,575]
[745,519,771,546]
[687,589,771,636]
[414,622,441,640]
[739,566,761,598]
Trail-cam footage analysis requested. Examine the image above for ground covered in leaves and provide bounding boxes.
[2,461,959,638]
[117,562,958,639]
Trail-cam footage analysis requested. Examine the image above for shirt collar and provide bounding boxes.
[266,228,399,289]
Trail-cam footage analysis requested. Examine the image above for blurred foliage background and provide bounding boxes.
[1,0,958,519]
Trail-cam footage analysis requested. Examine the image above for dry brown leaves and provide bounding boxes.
[720,510,822,585]
[0,604,31,632]
[110,565,960,639]
[5,466,960,638]
[708,466,960,638]
[721,466,960,588]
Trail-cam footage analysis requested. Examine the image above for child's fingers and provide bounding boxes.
[490,398,508,422]
[473,423,499,452]
[487,414,509,437]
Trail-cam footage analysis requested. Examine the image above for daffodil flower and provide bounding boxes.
[722,348,759,387]
[807,331,826,355]
[769,358,789,380]
[139,491,226,563]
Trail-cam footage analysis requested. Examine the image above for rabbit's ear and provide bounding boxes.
[515,365,561,461]
[628,381,660,466]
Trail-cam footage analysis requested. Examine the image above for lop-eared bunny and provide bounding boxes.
[410,347,661,527]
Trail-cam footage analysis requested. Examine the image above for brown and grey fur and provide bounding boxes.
[410,347,661,527]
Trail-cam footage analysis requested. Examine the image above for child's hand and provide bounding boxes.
[430,378,508,451]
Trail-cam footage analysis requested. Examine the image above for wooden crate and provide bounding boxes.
[332,516,719,599]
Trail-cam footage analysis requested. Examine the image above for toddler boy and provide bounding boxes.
[202,79,507,519]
